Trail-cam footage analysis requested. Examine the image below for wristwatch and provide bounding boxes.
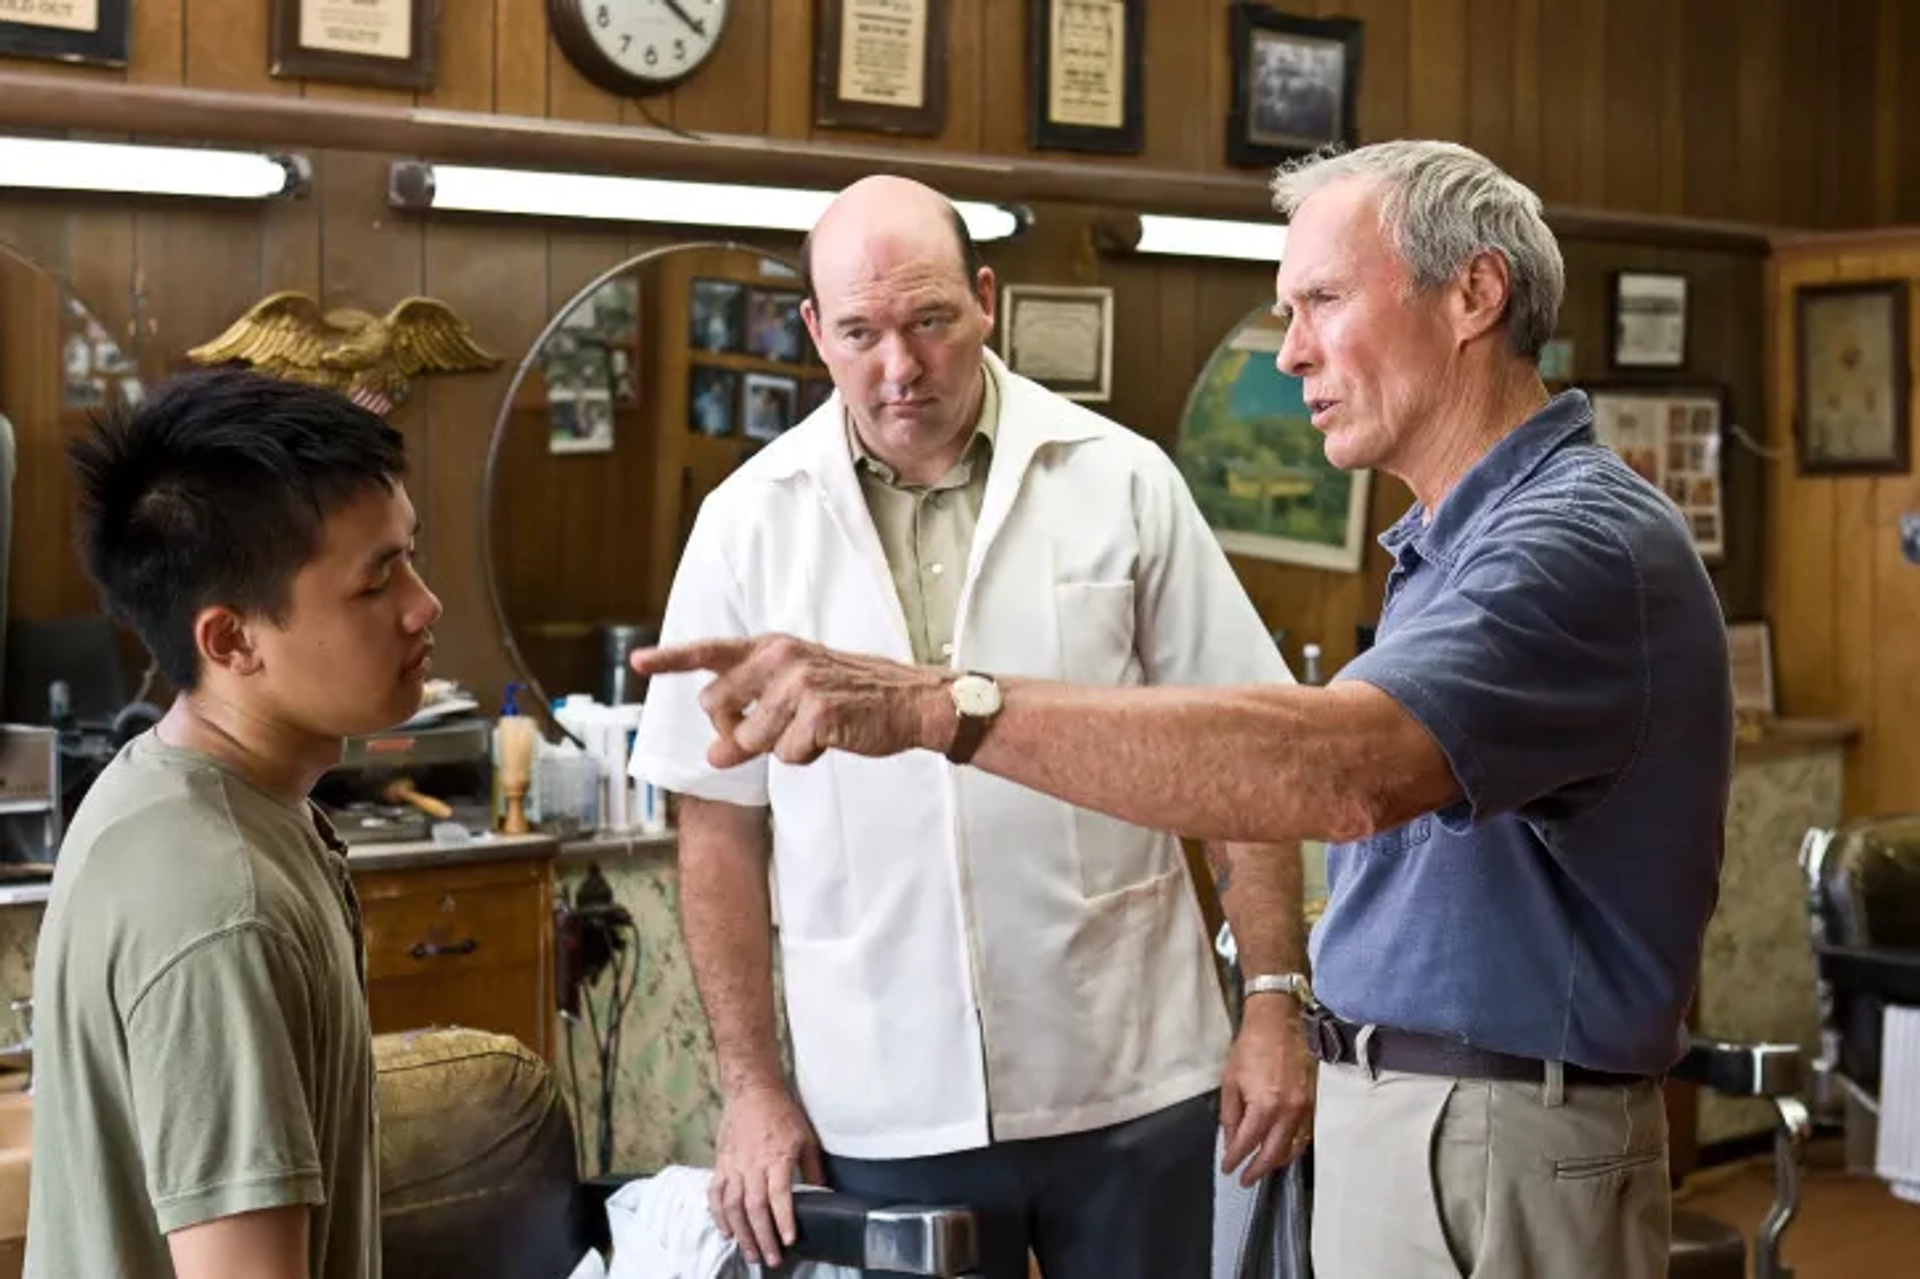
[1244,972,1317,1009]
[944,672,1002,765]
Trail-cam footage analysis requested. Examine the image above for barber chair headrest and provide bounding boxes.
[1810,815,1920,951]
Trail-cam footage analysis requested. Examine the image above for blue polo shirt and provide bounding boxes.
[1311,391,1730,1076]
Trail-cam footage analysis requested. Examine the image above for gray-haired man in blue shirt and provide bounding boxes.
[632,139,1730,1279]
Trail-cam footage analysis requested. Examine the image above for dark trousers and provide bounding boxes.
[823,1091,1217,1279]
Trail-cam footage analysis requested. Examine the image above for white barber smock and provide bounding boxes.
[631,352,1292,1159]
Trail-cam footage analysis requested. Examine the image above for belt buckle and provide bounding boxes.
[1301,1003,1347,1065]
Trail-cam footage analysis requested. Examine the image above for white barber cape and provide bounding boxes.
[631,351,1292,1159]
[569,1166,857,1279]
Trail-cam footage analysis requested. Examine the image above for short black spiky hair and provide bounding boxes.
[68,366,407,692]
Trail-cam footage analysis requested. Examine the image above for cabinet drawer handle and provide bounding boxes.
[409,938,479,960]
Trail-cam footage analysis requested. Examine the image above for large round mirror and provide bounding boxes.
[483,242,819,720]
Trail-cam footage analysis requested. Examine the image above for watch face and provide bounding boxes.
[579,0,729,84]
[952,675,1001,718]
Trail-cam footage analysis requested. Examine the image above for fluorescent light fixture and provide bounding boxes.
[388,161,1027,241]
[1134,213,1287,264]
[0,137,307,200]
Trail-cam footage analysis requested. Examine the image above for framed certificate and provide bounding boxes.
[813,0,947,137]
[1000,285,1113,402]
[270,0,438,90]
[0,0,129,67]
[1027,0,1143,155]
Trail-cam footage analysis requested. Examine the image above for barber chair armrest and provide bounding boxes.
[1815,943,1920,1004]
[573,1178,980,1276]
[1672,1036,1806,1098]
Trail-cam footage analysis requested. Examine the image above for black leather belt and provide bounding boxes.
[1302,1004,1651,1087]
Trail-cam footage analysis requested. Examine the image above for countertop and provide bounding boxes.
[1734,716,1859,761]
[343,830,561,873]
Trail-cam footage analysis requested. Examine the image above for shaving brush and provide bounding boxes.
[496,715,537,835]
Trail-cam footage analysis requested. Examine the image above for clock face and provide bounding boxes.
[570,0,730,90]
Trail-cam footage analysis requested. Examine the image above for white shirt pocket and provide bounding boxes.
[1053,580,1141,686]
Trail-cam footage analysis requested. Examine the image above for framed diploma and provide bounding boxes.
[999,285,1113,402]
[0,0,129,67]
[1027,0,1143,155]
[270,0,437,91]
[813,0,947,137]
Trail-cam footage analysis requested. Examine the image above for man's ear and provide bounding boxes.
[800,297,824,349]
[973,266,997,332]
[1450,249,1512,346]
[194,606,263,678]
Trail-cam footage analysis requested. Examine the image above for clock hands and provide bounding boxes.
[659,0,707,38]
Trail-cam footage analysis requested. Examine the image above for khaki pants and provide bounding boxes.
[1311,1060,1670,1279]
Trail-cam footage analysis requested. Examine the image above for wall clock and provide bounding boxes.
[547,0,730,96]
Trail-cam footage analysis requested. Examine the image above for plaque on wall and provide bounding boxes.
[1027,0,1143,155]
[270,0,437,90]
[0,0,129,68]
[813,0,947,137]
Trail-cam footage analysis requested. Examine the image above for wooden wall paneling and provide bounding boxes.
[1204,0,1234,173]
[1407,0,1468,155]
[1504,0,1542,189]
[977,0,1026,158]
[495,0,551,116]
[1141,0,1211,169]
[547,17,624,125]
[421,0,499,115]
[66,208,139,380]
[420,221,545,712]
[1765,256,1839,731]
[1534,0,1589,209]
[764,0,814,139]
[0,260,72,620]
[1601,0,1665,219]
[1464,0,1514,175]
[130,0,187,85]
[1868,0,1903,227]
[1654,0,1685,218]
[1897,2,1920,226]
[184,0,289,94]
[1679,0,1740,224]
[665,0,770,136]
[1731,0,1785,228]
[1573,0,1610,208]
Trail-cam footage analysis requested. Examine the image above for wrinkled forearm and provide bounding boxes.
[941,678,1453,845]
[676,795,785,1099]
[1207,840,1306,979]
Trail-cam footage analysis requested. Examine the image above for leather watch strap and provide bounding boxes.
[946,712,989,765]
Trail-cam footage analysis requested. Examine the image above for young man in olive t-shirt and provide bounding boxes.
[27,368,442,1279]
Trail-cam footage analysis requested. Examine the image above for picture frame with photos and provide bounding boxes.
[999,284,1114,402]
[742,371,800,442]
[1026,0,1146,155]
[1609,270,1689,370]
[689,277,747,355]
[745,288,809,364]
[270,0,437,91]
[1226,4,1362,168]
[1588,385,1727,562]
[1794,278,1911,475]
[688,365,739,438]
[1726,618,1776,716]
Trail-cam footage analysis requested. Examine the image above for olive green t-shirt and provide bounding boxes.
[26,732,377,1279]
[849,365,1000,666]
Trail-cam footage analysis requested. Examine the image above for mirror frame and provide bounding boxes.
[480,239,807,732]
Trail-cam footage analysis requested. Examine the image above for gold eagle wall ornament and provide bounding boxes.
[187,291,502,416]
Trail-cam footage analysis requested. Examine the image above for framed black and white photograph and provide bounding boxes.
[745,288,808,364]
[743,371,799,442]
[999,284,1114,402]
[1227,4,1361,168]
[689,278,746,355]
[689,365,738,437]
[1610,271,1689,369]
[0,0,128,67]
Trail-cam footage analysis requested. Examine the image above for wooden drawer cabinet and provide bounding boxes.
[350,855,554,1060]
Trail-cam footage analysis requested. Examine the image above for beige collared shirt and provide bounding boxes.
[847,368,1000,666]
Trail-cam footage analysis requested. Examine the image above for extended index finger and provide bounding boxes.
[630,637,754,677]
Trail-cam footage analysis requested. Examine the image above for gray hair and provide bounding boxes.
[1269,141,1564,361]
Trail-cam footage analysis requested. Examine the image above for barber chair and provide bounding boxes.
[1799,816,1920,1172]
[373,1027,981,1277]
